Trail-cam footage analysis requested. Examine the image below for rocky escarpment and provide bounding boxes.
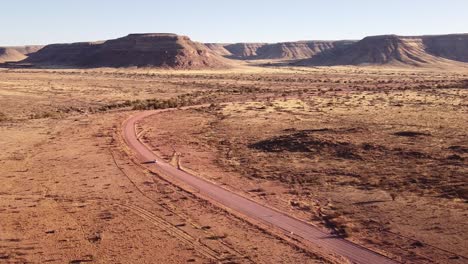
[253,41,352,60]
[296,34,468,66]
[223,43,267,59]
[23,34,229,68]
[206,34,468,66]
[422,34,468,62]
[206,41,354,60]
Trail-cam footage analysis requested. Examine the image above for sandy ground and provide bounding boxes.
[0,112,324,263]
[138,73,468,263]
[0,66,467,263]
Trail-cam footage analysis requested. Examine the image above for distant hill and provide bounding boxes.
[4,33,468,68]
[422,34,468,62]
[223,43,267,59]
[204,43,233,57]
[295,34,468,66]
[23,34,230,69]
[0,48,27,63]
[206,41,355,60]
[7,45,44,55]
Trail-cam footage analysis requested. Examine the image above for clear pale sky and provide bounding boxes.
[2,0,467,45]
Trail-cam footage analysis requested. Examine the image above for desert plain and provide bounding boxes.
[0,33,467,264]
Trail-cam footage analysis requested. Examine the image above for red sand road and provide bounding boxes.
[122,110,398,264]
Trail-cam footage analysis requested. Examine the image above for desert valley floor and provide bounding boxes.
[0,65,467,263]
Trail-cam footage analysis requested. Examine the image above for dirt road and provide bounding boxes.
[122,110,398,264]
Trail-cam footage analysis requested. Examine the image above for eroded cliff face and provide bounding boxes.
[296,34,468,66]
[254,41,352,60]
[206,41,351,60]
[204,43,233,57]
[23,34,229,68]
[423,34,468,62]
[222,43,267,59]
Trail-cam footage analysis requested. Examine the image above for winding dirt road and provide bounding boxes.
[122,110,398,264]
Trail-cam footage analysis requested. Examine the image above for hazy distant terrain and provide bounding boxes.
[206,34,468,67]
[2,33,468,68]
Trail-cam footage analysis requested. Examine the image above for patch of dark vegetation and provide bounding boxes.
[448,145,468,154]
[249,130,362,160]
[69,255,94,264]
[447,154,464,161]
[0,112,8,122]
[206,234,227,240]
[439,186,468,200]
[250,132,314,153]
[29,111,61,119]
[361,143,386,151]
[247,188,265,193]
[98,87,269,112]
[456,79,468,89]
[283,128,331,133]
[393,131,430,137]
[231,128,459,199]
[410,241,425,248]
[97,93,196,112]
[282,127,364,134]
[394,149,430,159]
[335,145,362,160]
[322,215,348,238]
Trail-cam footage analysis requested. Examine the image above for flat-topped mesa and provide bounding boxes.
[296,34,468,66]
[126,33,180,37]
[102,34,194,52]
[11,33,468,68]
[206,41,354,60]
[23,33,230,69]
[339,35,421,65]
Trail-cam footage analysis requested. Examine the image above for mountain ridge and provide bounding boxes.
[22,34,230,69]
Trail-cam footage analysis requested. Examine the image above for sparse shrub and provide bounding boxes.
[29,111,60,119]
[206,233,227,240]
[0,112,8,122]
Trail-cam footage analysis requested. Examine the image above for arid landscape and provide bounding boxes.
[0,31,467,264]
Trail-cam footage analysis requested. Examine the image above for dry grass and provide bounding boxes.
[138,66,468,263]
[1,65,467,263]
